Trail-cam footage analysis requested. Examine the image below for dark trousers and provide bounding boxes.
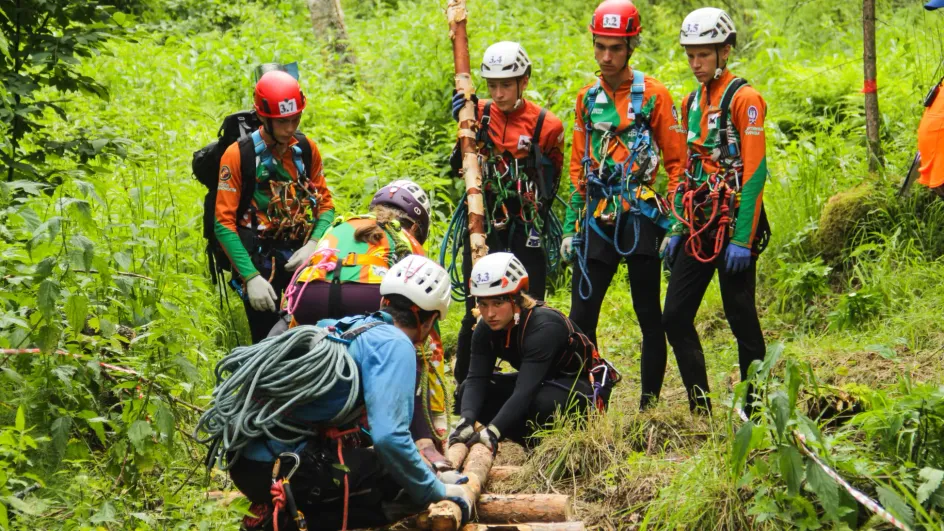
[661,246,765,412]
[569,254,666,409]
[454,225,547,384]
[454,373,606,446]
[229,446,412,531]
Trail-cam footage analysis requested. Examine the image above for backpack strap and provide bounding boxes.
[582,80,603,129]
[476,102,493,147]
[684,90,697,120]
[718,78,749,156]
[338,320,385,341]
[630,69,646,117]
[293,131,312,182]
[532,108,547,152]
[236,135,257,226]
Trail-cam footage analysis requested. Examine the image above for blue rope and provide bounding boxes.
[439,193,469,302]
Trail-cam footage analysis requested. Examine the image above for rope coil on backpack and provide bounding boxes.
[195,325,361,470]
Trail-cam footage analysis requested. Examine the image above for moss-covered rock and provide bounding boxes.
[813,182,879,262]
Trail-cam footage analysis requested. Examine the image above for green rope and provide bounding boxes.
[195,325,361,469]
[419,344,448,444]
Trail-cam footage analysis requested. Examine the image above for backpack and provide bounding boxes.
[191,110,315,284]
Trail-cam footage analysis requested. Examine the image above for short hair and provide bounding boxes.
[380,294,438,328]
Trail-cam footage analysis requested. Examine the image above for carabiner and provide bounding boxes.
[277,452,302,481]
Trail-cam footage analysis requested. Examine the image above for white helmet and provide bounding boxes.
[469,252,529,298]
[679,8,737,47]
[380,255,451,318]
[480,41,532,80]
[389,179,431,217]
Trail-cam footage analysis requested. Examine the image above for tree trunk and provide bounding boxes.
[306,0,355,65]
[862,0,883,173]
[447,0,488,265]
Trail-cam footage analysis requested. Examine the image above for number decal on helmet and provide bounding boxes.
[602,14,621,29]
[278,99,297,115]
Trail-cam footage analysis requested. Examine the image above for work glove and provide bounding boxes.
[246,276,278,312]
[724,243,752,274]
[662,235,682,269]
[285,240,319,271]
[451,91,478,122]
[560,236,574,262]
[467,424,500,456]
[444,484,473,525]
[447,418,475,447]
[438,470,469,485]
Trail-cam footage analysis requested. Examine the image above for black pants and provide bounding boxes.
[241,247,296,344]
[569,253,666,410]
[454,373,606,446]
[455,224,547,383]
[661,246,765,412]
[228,446,413,531]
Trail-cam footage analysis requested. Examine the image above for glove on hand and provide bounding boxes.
[447,418,475,447]
[662,235,682,269]
[285,240,319,271]
[724,243,752,274]
[246,276,278,312]
[451,91,478,122]
[560,236,574,262]
[444,484,473,525]
[467,424,500,456]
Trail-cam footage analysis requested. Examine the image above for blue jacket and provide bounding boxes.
[242,313,446,506]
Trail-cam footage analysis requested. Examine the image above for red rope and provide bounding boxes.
[323,423,362,531]
[270,481,287,531]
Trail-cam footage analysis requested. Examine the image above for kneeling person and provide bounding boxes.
[450,253,618,450]
[216,256,471,531]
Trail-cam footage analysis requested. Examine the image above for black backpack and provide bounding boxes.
[191,110,314,284]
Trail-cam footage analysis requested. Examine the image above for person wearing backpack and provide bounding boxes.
[661,8,771,414]
[447,41,566,386]
[282,179,451,459]
[219,256,473,531]
[559,0,686,411]
[448,253,619,450]
[214,70,335,343]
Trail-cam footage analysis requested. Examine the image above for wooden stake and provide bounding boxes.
[447,0,488,264]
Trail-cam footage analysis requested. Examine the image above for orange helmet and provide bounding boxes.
[253,71,306,119]
[590,0,642,38]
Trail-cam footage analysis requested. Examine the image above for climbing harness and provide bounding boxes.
[440,103,565,299]
[195,321,385,469]
[672,77,771,262]
[516,304,621,412]
[571,70,672,301]
[249,129,320,242]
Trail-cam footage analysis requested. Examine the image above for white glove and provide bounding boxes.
[560,236,574,262]
[284,240,319,271]
[443,484,473,525]
[246,275,278,312]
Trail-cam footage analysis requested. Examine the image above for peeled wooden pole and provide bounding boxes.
[428,444,495,531]
[476,494,573,524]
[448,0,488,265]
[486,466,521,483]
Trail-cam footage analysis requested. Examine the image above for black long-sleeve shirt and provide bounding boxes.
[460,306,580,436]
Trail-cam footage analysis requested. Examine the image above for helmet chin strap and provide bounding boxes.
[713,46,727,79]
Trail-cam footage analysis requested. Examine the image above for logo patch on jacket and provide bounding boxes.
[707,114,719,129]
[219,165,232,181]
[747,106,758,125]
[517,135,533,151]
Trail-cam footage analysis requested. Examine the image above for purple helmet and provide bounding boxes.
[370,179,432,244]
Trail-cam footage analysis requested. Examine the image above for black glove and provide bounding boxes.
[467,424,500,456]
[447,417,475,446]
[451,90,478,121]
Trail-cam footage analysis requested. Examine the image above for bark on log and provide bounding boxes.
[461,523,585,531]
[487,466,521,483]
[447,443,470,470]
[862,0,883,172]
[306,0,355,64]
[428,444,495,531]
[476,494,573,524]
[447,0,488,264]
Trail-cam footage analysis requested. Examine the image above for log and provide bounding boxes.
[487,466,521,483]
[461,523,585,531]
[447,0,488,264]
[428,444,495,531]
[447,443,470,470]
[476,494,573,524]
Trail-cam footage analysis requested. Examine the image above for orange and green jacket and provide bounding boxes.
[474,98,565,169]
[672,70,767,248]
[564,71,687,235]
[918,78,944,189]
[214,128,335,281]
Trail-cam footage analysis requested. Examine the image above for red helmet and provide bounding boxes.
[254,71,306,119]
[590,0,642,38]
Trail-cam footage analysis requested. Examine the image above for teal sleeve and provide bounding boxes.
[562,181,582,237]
[669,191,686,237]
[311,208,336,242]
[731,158,767,247]
[214,220,259,281]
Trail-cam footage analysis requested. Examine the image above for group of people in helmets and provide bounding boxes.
[211,1,772,530]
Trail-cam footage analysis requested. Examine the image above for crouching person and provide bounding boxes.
[450,253,619,451]
[197,255,472,531]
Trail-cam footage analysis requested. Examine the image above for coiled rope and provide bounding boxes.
[195,325,361,469]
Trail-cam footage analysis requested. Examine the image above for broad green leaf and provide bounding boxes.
[771,391,791,439]
[128,420,153,454]
[114,251,131,271]
[779,445,804,496]
[34,256,56,280]
[89,501,117,524]
[37,278,61,318]
[83,417,106,445]
[785,359,802,409]
[154,401,175,443]
[15,405,24,431]
[806,457,840,520]
[917,467,944,505]
[70,235,95,270]
[865,344,897,360]
[876,485,914,528]
[51,416,72,455]
[0,501,7,530]
[730,419,754,475]
[36,323,61,354]
[65,293,89,333]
